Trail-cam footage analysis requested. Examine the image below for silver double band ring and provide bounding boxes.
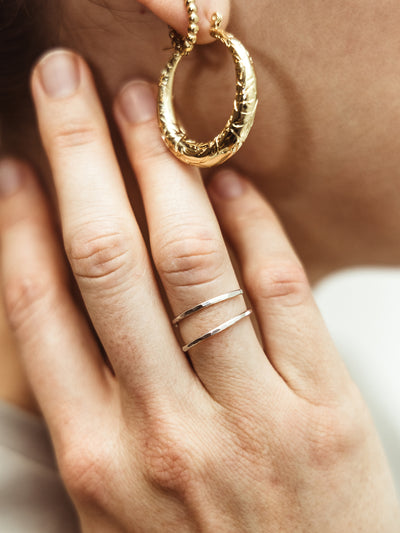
[172,289,244,325]
[181,309,252,352]
[172,289,252,352]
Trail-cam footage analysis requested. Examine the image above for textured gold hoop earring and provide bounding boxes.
[158,1,258,168]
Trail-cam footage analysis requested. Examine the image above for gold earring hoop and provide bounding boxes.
[158,1,258,168]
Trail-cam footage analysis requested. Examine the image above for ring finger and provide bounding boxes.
[115,81,274,399]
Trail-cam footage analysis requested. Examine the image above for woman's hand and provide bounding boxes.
[0,49,398,532]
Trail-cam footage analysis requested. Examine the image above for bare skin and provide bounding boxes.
[0,0,399,529]
[0,57,399,530]
[4,0,400,409]
[15,0,400,275]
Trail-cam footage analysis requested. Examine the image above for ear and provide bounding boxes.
[136,0,231,44]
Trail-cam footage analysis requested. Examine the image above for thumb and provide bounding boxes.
[137,0,231,44]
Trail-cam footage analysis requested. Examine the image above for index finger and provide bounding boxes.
[30,49,194,399]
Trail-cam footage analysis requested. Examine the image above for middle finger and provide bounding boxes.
[115,81,274,399]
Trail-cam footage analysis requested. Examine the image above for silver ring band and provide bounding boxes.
[172,289,243,326]
[182,309,252,352]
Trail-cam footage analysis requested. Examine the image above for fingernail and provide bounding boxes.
[0,160,25,198]
[211,170,245,199]
[37,49,80,99]
[118,81,157,124]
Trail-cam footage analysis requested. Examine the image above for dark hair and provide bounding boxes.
[0,0,50,150]
[0,1,118,154]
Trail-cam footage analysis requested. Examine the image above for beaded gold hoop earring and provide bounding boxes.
[158,1,258,168]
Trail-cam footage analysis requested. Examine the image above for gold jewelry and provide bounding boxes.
[158,1,258,168]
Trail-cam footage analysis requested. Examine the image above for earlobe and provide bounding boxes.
[136,0,231,44]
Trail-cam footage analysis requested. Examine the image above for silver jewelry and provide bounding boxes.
[172,289,243,325]
[181,309,252,352]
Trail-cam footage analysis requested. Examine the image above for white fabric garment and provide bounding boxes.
[314,267,400,495]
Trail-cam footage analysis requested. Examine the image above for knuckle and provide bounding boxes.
[307,399,369,469]
[143,439,195,494]
[136,139,171,169]
[139,416,199,494]
[250,260,310,308]
[4,274,57,338]
[154,227,226,290]
[237,205,272,227]
[134,124,172,169]
[59,443,111,505]
[66,222,138,289]
[51,121,98,150]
